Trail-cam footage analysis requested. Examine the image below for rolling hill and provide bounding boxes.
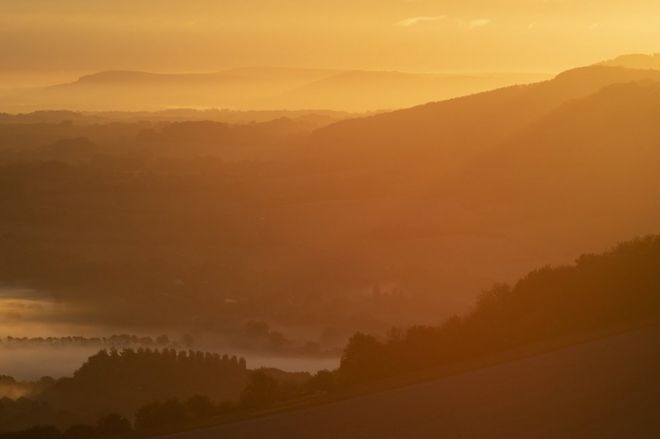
[261,70,548,112]
[2,58,660,339]
[309,65,660,173]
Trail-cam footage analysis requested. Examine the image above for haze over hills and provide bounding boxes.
[4,0,660,433]
[0,68,549,113]
[2,57,660,344]
[310,64,660,171]
[0,68,336,113]
[261,70,548,112]
[0,109,355,126]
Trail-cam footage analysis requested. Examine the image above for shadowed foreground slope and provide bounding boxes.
[163,326,660,439]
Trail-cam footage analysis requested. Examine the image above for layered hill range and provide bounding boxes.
[0,67,548,113]
[1,54,660,335]
[297,54,660,298]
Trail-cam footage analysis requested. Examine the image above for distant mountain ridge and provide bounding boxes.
[601,53,660,70]
[0,67,549,113]
[73,67,338,85]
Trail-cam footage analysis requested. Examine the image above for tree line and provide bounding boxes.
[0,334,192,350]
[337,235,660,385]
[39,348,248,418]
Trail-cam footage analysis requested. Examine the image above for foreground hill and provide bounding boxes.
[162,325,660,439]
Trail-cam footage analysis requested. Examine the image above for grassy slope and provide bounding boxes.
[157,322,660,438]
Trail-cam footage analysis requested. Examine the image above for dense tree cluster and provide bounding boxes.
[41,348,248,416]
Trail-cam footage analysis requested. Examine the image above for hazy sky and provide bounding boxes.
[1,0,660,85]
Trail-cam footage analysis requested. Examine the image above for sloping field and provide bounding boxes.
[162,325,660,438]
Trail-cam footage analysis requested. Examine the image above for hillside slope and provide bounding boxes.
[3,62,660,335]
[162,325,660,439]
[262,70,547,112]
[309,65,660,173]
[443,79,660,261]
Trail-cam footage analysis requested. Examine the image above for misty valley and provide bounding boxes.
[1,23,660,436]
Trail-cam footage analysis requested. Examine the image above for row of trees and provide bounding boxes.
[0,334,194,349]
[41,348,249,417]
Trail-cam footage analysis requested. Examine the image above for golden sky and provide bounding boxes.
[2,0,660,85]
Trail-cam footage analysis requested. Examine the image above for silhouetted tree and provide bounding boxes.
[339,333,387,385]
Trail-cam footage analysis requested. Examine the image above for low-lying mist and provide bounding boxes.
[0,346,98,381]
[0,344,339,381]
[0,287,340,381]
